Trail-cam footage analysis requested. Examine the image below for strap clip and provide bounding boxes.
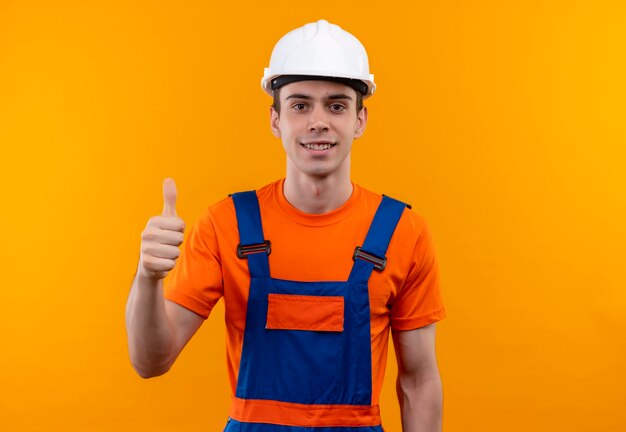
[237,240,271,259]
[353,246,386,271]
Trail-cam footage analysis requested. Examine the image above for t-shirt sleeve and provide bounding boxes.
[390,220,446,330]
[163,208,224,319]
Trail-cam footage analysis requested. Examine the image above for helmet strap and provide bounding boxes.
[271,75,368,96]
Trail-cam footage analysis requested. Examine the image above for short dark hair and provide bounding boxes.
[272,87,364,116]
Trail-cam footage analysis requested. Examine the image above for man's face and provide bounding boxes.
[270,80,367,179]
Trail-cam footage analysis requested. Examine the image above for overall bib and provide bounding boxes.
[225,191,407,432]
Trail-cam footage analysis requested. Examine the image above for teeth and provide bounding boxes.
[303,143,332,150]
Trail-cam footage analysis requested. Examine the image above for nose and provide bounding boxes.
[308,109,330,133]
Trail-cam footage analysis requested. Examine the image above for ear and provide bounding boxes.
[353,106,368,139]
[270,106,281,138]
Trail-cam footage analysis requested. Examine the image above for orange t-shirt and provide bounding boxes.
[164,179,446,405]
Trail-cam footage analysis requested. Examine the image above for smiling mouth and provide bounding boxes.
[301,142,336,151]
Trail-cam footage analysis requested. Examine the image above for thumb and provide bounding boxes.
[162,177,177,217]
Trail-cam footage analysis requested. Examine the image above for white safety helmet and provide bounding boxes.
[261,19,376,98]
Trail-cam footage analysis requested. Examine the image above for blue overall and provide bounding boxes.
[224,191,407,432]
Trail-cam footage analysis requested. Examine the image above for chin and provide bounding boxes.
[303,167,331,177]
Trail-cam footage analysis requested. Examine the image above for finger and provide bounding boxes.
[148,215,185,232]
[142,243,181,260]
[162,177,177,217]
[142,225,185,245]
[142,255,176,273]
[159,230,185,246]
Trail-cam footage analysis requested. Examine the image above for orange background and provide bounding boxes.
[1,1,625,431]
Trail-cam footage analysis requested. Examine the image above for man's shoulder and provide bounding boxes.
[202,179,281,220]
[356,185,425,221]
[225,179,280,198]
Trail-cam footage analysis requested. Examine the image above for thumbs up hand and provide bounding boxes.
[138,178,186,281]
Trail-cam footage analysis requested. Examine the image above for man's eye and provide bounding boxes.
[329,104,346,112]
[292,103,307,110]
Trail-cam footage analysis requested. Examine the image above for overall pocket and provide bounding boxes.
[258,293,346,403]
[266,293,344,332]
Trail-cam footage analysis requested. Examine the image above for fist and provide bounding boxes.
[138,178,186,280]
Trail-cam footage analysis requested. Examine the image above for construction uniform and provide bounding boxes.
[165,179,446,430]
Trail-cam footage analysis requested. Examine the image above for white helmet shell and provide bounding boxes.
[261,19,376,98]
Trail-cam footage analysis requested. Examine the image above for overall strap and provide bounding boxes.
[348,195,409,284]
[231,191,270,278]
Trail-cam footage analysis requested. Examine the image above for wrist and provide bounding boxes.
[135,268,162,292]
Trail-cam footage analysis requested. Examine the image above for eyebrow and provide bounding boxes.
[285,93,353,101]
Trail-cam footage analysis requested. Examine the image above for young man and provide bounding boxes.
[126,19,446,432]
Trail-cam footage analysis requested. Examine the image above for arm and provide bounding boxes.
[125,272,203,378]
[392,323,443,432]
[125,177,204,378]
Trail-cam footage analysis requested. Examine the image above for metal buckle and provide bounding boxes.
[237,240,271,259]
[353,246,386,271]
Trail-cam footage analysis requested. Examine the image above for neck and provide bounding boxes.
[283,168,353,214]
